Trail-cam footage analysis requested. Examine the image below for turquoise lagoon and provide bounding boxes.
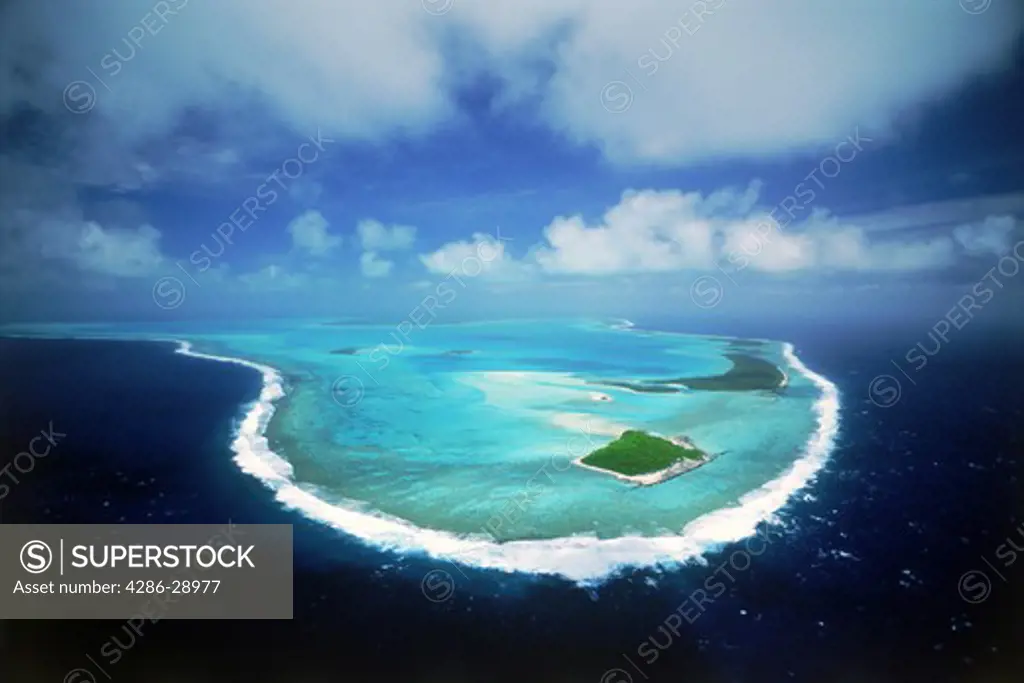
[2,319,838,581]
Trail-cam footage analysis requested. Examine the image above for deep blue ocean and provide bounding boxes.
[1,318,1021,683]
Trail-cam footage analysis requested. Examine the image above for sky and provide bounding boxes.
[1,0,1023,327]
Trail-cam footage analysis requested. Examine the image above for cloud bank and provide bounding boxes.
[424,186,1022,278]
[1,0,1022,307]
[2,0,1020,169]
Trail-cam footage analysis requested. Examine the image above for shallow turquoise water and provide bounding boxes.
[5,320,824,550]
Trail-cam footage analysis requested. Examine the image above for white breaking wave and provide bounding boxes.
[176,338,840,584]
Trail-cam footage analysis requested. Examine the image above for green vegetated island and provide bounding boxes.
[575,430,714,486]
[593,352,787,394]
[576,345,784,485]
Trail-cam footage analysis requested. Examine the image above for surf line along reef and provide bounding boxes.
[573,430,715,486]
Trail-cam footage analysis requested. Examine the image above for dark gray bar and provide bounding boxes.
[0,524,292,619]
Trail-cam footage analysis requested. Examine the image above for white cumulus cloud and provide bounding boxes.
[360,251,394,278]
[69,222,165,277]
[419,231,523,280]
[455,185,1019,277]
[287,210,341,256]
[357,219,417,251]
[952,215,1018,256]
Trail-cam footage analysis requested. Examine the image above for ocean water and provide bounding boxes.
[0,319,834,581]
[1,318,1021,683]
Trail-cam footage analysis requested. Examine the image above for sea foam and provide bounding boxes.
[178,338,840,583]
